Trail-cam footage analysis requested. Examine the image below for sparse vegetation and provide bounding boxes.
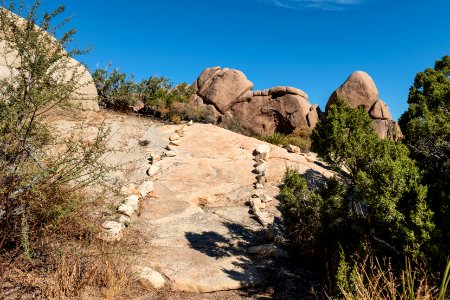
[92,65,215,123]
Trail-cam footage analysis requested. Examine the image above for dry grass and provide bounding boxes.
[339,258,450,300]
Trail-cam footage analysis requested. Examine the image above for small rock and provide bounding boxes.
[169,133,180,141]
[253,210,274,227]
[149,154,162,164]
[249,198,265,210]
[165,150,177,157]
[175,127,185,137]
[188,120,194,126]
[254,159,267,167]
[254,162,267,174]
[135,266,166,289]
[166,144,176,151]
[252,191,264,198]
[138,181,154,198]
[147,163,162,177]
[124,195,140,210]
[248,244,289,258]
[255,174,266,184]
[118,203,135,217]
[117,214,131,224]
[120,184,140,196]
[260,194,274,203]
[255,183,265,189]
[100,221,124,242]
[138,140,150,147]
[170,140,180,146]
[286,144,301,154]
[255,144,271,155]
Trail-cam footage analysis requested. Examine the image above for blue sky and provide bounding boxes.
[36,0,450,119]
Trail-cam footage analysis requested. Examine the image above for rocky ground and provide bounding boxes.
[47,110,333,299]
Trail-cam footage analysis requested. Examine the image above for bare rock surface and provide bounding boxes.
[48,111,333,293]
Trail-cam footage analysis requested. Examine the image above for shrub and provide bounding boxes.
[92,67,137,111]
[260,132,288,146]
[0,1,110,256]
[399,55,450,260]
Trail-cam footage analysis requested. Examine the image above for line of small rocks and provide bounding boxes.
[246,144,289,258]
[100,120,193,242]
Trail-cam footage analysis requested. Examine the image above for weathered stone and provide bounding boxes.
[369,99,392,120]
[260,194,274,203]
[286,144,301,154]
[170,140,180,146]
[327,71,379,112]
[307,108,320,128]
[150,153,162,164]
[255,174,266,184]
[188,120,194,126]
[169,133,180,141]
[248,244,289,258]
[100,221,124,242]
[121,183,140,196]
[117,214,131,224]
[147,163,162,177]
[165,150,177,157]
[135,266,166,289]
[118,203,135,217]
[255,183,265,190]
[254,162,267,174]
[249,198,265,210]
[196,67,254,113]
[138,181,154,198]
[124,194,140,210]
[255,144,270,156]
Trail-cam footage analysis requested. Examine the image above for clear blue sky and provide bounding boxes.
[37,0,450,119]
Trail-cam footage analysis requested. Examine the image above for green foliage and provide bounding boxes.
[92,67,137,110]
[0,1,110,254]
[399,55,450,257]
[260,132,288,146]
[92,66,208,123]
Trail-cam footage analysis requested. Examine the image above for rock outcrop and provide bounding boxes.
[193,67,319,135]
[0,8,99,111]
[326,71,402,140]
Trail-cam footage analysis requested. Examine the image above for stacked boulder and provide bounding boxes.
[326,71,402,140]
[193,67,320,135]
[246,144,289,258]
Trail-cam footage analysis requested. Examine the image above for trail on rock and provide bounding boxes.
[50,111,333,293]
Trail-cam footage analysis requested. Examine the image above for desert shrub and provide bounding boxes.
[92,67,138,111]
[260,132,288,146]
[280,98,435,295]
[287,126,312,151]
[0,1,110,257]
[399,55,450,261]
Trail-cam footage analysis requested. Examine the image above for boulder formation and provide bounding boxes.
[193,67,320,135]
[0,8,99,111]
[326,71,402,140]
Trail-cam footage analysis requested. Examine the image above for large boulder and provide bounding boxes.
[326,71,401,140]
[231,87,312,134]
[0,8,99,111]
[195,67,253,114]
[327,71,378,112]
[193,67,317,135]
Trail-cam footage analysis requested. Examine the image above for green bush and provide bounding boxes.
[280,98,435,295]
[0,2,110,256]
[399,55,450,259]
[92,67,138,110]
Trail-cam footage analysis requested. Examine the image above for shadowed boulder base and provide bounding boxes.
[326,71,402,140]
[193,67,321,135]
[0,8,99,111]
